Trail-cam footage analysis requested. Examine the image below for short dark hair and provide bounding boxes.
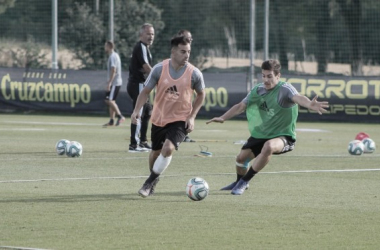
[171,36,190,48]
[177,29,190,36]
[105,40,114,49]
[261,59,281,75]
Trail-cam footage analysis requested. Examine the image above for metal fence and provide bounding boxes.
[1,0,380,77]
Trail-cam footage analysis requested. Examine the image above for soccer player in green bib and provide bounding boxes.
[206,59,329,195]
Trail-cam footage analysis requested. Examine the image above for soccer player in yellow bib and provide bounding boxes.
[207,59,329,195]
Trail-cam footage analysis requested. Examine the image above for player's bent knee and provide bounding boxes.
[236,153,249,164]
[235,155,245,164]
[161,145,174,157]
[235,155,250,169]
[262,141,276,155]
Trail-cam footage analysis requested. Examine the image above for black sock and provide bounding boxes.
[140,115,150,142]
[109,119,114,124]
[116,114,121,119]
[130,123,137,145]
[145,171,160,184]
[242,168,258,182]
[236,174,244,182]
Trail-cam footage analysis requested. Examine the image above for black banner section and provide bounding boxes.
[1,67,379,123]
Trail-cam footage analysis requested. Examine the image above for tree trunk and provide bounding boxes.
[273,1,288,70]
[315,0,330,73]
[336,0,363,75]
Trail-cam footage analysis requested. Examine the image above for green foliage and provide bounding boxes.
[60,2,106,69]
[0,0,51,42]
[1,0,380,74]
[0,0,16,14]
[59,0,165,69]
[151,0,251,66]
[112,0,165,68]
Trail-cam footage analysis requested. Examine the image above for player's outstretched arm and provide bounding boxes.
[292,95,329,115]
[206,102,247,124]
[131,87,151,124]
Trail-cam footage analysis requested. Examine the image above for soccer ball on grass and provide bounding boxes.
[347,140,364,156]
[55,139,70,155]
[362,138,376,153]
[65,141,83,157]
[186,177,209,201]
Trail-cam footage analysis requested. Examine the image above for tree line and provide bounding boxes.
[0,0,379,75]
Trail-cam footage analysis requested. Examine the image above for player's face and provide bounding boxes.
[141,27,155,46]
[104,43,111,54]
[262,69,280,90]
[172,44,191,66]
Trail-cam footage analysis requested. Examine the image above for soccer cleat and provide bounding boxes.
[102,121,114,127]
[220,181,249,191]
[183,135,196,142]
[139,141,152,150]
[128,144,149,153]
[115,116,125,126]
[149,177,160,196]
[138,182,153,198]
[231,179,249,195]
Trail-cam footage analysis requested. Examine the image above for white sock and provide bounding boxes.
[152,154,172,174]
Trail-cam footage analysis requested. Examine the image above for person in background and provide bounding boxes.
[127,23,155,152]
[103,40,125,127]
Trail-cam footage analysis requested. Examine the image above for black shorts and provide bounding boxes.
[127,82,140,107]
[105,86,121,101]
[242,136,296,157]
[151,121,187,151]
[127,82,152,118]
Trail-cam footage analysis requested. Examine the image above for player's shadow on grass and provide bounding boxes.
[0,193,140,203]
[154,191,184,197]
[208,191,234,196]
[0,191,187,203]
[0,152,54,155]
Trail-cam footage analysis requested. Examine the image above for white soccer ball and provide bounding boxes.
[65,141,83,157]
[186,177,209,201]
[348,140,364,156]
[55,139,70,155]
[362,138,376,153]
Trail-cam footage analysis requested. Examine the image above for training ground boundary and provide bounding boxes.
[1,168,380,184]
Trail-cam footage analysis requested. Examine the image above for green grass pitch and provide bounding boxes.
[1,114,380,249]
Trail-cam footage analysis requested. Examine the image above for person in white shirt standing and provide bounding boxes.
[103,40,125,127]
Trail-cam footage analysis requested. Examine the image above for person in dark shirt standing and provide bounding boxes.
[127,23,154,152]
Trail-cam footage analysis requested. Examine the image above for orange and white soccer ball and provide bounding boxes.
[186,177,209,201]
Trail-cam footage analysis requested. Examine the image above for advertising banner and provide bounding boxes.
[1,67,379,123]
[281,75,380,123]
